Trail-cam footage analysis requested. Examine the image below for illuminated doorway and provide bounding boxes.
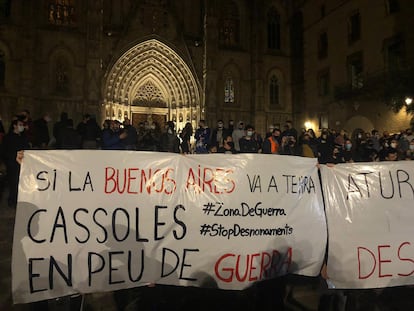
[103,39,201,131]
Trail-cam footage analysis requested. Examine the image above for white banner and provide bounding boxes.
[12,150,326,304]
[320,161,414,289]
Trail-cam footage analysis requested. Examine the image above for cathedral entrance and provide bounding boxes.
[131,113,166,129]
[102,39,201,132]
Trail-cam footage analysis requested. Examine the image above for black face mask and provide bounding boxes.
[227,142,235,148]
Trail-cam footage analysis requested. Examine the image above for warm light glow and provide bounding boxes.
[304,121,312,129]
[405,97,413,105]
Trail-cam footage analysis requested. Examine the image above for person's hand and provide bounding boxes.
[16,150,24,165]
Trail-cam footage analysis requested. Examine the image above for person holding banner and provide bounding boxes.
[159,121,180,153]
[406,138,414,160]
[195,119,211,154]
[217,135,237,154]
[342,139,355,163]
[101,120,128,150]
[239,125,262,153]
[383,147,398,161]
[180,122,193,154]
[262,128,281,154]
[2,119,30,208]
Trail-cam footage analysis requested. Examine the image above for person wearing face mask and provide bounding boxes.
[388,137,405,160]
[262,128,281,154]
[194,119,211,154]
[265,124,275,139]
[327,145,345,164]
[353,130,369,162]
[159,121,180,153]
[279,135,300,156]
[370,129,381,152]
[406,139,414,160]
[317,130,333,164]
[342,139,354,162]
[139,121,161,151]
[2,119,30,207]
[232,121,245,152]
[389,139,398,150]
[398,130,410,155]
[377,136,401,161]
[378,137,389,161]
[281,120,298,141]
[239,125,261,153]
[217,135,237,154]
[211,120,231,149]
[300,133,317,158]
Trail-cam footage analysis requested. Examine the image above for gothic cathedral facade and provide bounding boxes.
[0,0,295,134]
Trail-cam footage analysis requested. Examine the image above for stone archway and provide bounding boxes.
[103,39,201,130]
[344,115,374,134]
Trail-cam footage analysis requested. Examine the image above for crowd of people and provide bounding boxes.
[0,110,414,310]
[1,110,414,209]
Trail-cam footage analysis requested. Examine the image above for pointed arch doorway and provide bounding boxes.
[103,39,201,130]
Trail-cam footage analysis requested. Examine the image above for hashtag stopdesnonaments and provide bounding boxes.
[199,223,293,239]
[199,224,211,236]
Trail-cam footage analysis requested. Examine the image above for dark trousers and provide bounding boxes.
[6,161,19,207]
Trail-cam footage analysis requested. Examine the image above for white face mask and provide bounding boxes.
[247,131,253,137]
[150,125,156,130]
[17,125,25,133]
[390,142,397,149]
[410,145,414,151]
